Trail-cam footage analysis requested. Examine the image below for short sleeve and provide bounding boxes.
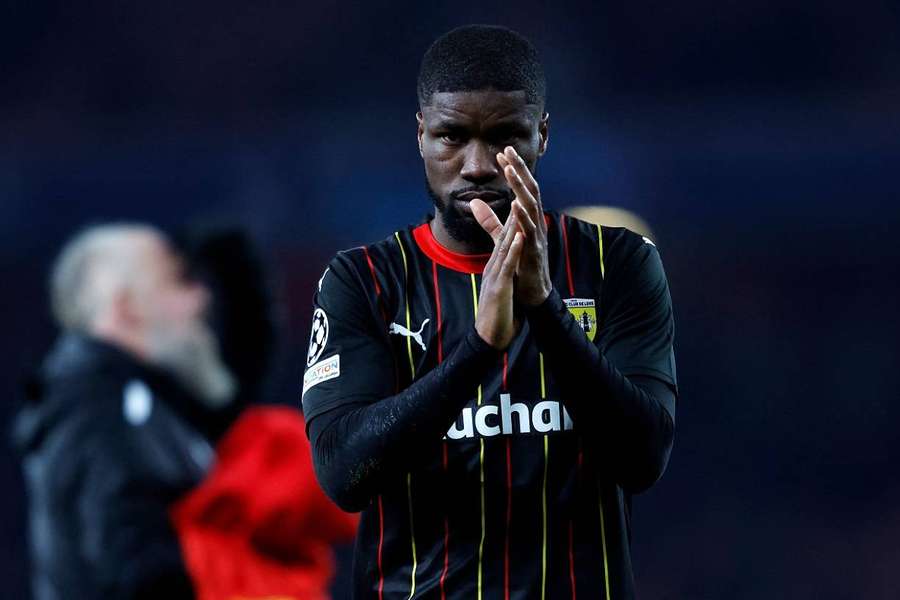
[301,253,396,423]
[597,233,678,391]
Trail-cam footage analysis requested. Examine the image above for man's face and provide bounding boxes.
[135,236,235,406]
[137,238,208,340]
[418,90,548,250]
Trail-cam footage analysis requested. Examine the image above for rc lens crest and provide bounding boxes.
[564,298,597,342]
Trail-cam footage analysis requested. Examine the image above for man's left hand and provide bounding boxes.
[498,146,552,307]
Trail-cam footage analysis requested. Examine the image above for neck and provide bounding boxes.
[429,215,492,255]
[90,318,147,362]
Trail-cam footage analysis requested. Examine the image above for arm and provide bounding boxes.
[487,146,677,493]
[308,329,497,511]
[525,284,676,493]
[304,222,522,512]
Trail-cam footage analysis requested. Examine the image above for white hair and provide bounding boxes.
[49,223,161,331]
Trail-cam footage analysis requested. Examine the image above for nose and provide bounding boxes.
[460,141,500,185]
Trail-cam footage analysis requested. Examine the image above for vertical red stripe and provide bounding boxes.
[362,246,390,320]
[441,515,450,600]
[363,246,399,392]
[502,353,511,600]
[571,440,585,599]
[442,437,450,579]
[568,521,577,600]
[502,352,508,390]
[377,495,385,600]
[432,262,444,363]
[561,218,580,598]
[504,439,512,600]
[366,249,390,600]
[362,246,382,295]
[560,214,576,296]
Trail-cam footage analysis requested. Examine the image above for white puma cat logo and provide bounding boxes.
[389,318,430,352]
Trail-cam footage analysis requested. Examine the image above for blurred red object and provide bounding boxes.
[171,406,358,600]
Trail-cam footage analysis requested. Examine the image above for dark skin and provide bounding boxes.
[417,90,552,348]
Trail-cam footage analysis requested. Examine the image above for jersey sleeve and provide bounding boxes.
[597,232,678,391]
[301,252,395,424]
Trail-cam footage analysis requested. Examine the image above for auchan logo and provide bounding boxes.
[445,393,574,440]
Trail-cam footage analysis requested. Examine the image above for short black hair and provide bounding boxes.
[417,25,546,109]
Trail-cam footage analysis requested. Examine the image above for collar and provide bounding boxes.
[412,222,492,274]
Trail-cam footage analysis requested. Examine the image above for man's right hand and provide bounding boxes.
[471,200,524,349]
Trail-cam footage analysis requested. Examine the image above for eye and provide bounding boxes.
[440,132,465,145]
[491,128,528,147]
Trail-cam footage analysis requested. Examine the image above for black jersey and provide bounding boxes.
[302,213,677,600]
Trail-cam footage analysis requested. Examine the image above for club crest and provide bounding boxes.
[564,298,597,342]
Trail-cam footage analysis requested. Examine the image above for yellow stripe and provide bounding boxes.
[407,473,418,599]
[597,224,605,279]
[539,353,548,600]
[477,415,486,600]
[469,274,486,600]
[394,232,416,378]
[599,493,611,599]
[596,228,610,597]
[539,352,546,398]
[394,233,418,598]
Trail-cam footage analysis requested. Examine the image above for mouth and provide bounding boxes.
[452,190,511,214]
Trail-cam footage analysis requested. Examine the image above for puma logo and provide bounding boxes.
[389,318,430,352]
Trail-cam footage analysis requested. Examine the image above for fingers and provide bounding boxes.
[497,209,519,255]
[497,148,543,228]
[484,210,517,273]
[498,146,540,201]
[470,198,503,244]
[511,199,538,239]
[505,164,541,227]
[499,232,524,280]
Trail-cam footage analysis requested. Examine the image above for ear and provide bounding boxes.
[416,112,425,158]
[538,112,550,157]
[112,288,142,330]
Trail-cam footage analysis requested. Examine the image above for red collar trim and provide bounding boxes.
[412,222,491,274]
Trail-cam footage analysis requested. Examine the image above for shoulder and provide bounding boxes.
[554,214,666,284]
[320,229,412,285]
[317,226,423,306]
[549,211,604,250]
[601,226,663,275]
[30,376,174,485]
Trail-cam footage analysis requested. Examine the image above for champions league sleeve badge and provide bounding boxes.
[563,298,597,342]
[307,308,329,367]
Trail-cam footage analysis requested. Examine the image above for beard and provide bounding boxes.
[145,318,236,409]
[426,179,514,253]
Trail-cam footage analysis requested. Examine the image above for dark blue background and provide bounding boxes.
[3,2,899,598]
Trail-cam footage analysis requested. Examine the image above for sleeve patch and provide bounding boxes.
[303,354,340,396]
[307,308,329,367]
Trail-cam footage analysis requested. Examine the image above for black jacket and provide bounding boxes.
[12,334,213,600]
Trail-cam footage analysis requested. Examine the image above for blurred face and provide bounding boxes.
[417,90,548,251]
[134,236,235,406]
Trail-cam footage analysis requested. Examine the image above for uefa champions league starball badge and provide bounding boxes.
[307,308,329,367]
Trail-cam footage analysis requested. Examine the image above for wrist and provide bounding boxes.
[470,324,506,352]
[524,287,563,317]
[520,281,552,308]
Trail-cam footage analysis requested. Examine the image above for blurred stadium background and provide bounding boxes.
[2,1,899,598]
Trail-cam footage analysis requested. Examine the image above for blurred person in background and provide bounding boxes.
[13,223,355,600]
[303,25,676,599]
[171,225,358,600]
[13,223,228,599]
